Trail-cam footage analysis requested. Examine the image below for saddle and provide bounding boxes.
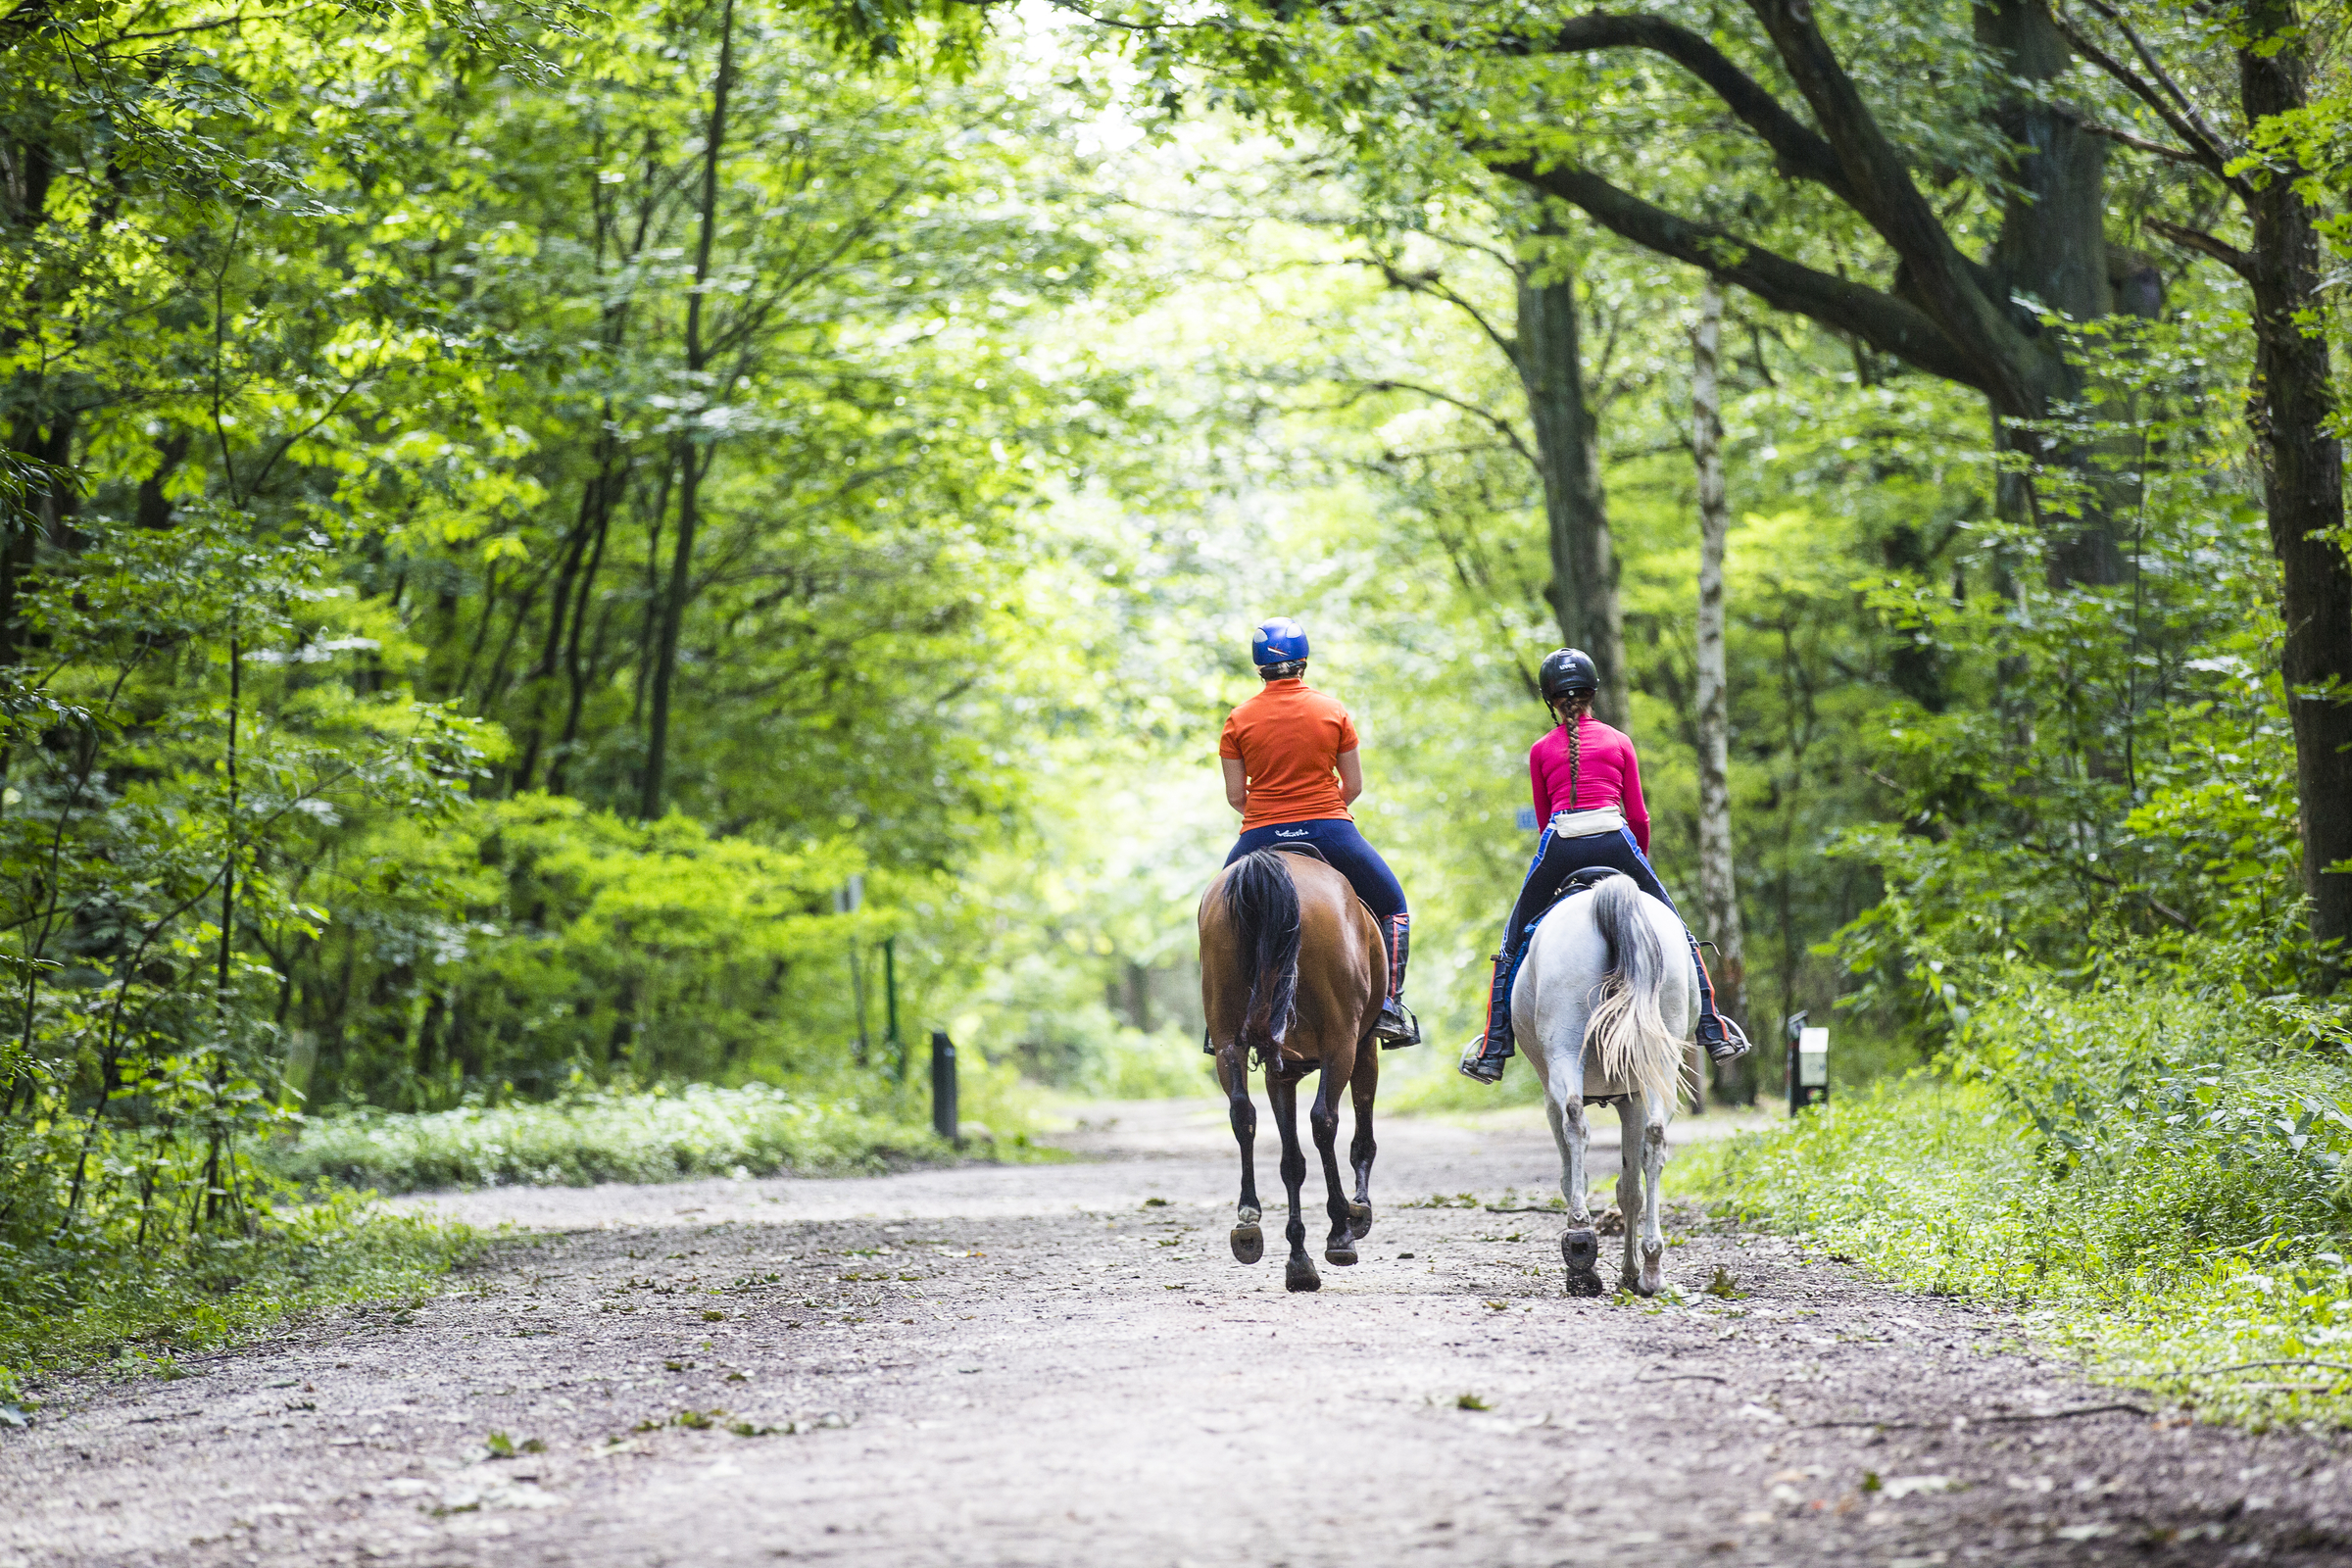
[1543,865,1624,914]
[1266,843,1332,866]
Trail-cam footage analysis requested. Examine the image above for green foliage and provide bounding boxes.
[265,1083,951,1192]
[1684,966,2352,1427]
[305,797,875,1105]
[0,1198,477,1386]
[0,0,1167,1292]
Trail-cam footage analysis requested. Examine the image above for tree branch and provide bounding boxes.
[2020,838,2195,931]
[2076,118,2206,165]
[1485,156,1992,395]
[1742,0,2031,408]
[1512,12,1855,203]
[2052,9,2244,191]
[2073,0,2241,167]
[2145,218,2255,279]
[1372,262,1519,363]
[1356,377,1540,469]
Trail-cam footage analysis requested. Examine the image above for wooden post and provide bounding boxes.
[930,1030,958,1143]
[884,937,904,1081]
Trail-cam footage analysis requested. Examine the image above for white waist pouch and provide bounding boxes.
[1546,807,1628,839]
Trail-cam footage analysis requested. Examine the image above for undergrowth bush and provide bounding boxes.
[266,1083,962,1193]
[1681,965,2352,1429]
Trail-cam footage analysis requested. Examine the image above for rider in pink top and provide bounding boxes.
[1528,716,1650,851]
[1458,648,1749,1084]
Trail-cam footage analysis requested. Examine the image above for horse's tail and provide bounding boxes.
[1223,850,1301,1058]
[1582,876,1687,1108]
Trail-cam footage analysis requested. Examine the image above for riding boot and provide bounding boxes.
[1688,936,1750,1063]
[1375,913,1421,1048]
[1457,953,1514,1084]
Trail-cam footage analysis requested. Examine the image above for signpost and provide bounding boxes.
[1785,1010,1829,1112]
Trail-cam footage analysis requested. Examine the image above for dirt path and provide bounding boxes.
[7,1102,2351,1567]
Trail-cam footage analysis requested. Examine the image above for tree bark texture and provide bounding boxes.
[1689,281,1748,1041]
[1514,245,1628,727]
[1972,0,2126,587]
[2236,2,2352,976]
[640,0,736,822]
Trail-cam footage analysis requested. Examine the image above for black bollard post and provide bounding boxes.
[930,1030,958,1144]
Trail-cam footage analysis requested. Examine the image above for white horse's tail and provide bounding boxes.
[1582,877,1687,1108]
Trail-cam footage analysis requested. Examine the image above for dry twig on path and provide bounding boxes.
[2171,1359,2352,1378]
[1806,1401,2151,1430]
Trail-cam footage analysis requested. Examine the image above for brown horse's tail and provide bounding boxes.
[1224,850,1301,1058]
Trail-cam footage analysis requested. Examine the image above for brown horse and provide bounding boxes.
[1198,848,1384,1293]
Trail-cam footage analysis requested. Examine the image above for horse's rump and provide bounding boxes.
[1223,849,1302,1056]
[1580,876,1687,1108]
[1200,851,1382,1065]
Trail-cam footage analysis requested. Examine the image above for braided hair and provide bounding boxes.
[1552,693,1593,808]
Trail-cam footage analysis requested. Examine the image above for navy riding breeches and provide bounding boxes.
[1502,824,1676,964]
[1226,817,1407,923]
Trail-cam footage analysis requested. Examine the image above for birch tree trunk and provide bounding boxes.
[1690,279,1749,1094]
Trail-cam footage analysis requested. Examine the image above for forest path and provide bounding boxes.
[8,1100,2352,1567]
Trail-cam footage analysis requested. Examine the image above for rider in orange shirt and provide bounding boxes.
[1217,617,1419,1048]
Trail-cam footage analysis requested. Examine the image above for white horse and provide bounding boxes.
[1511,873,1695,1297]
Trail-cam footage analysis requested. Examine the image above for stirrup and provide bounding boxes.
[1701,1013,1752,1064]
[1456,1040,1505,1084]
[1375,999,1421,1049]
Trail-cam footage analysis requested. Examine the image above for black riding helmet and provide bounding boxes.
[1538,647,1598,705]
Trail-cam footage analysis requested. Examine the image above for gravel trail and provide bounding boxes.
[6,1101,2351,1566]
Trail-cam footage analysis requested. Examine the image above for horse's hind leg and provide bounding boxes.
[1309,1063,1355,1266]
[1267,1071,1318,1292]
[1218,1050,1263,1265]
[1346,1044,1377,1240]
[1615,1096,1668,1296]
[1542,1053,1603,1298]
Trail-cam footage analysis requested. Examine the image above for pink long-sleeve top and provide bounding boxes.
[1529,716,1651,854]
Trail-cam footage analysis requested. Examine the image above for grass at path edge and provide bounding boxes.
[1676,1078,2352,1434]
[2,1200,480,1422]
[8,1086,1019,1418]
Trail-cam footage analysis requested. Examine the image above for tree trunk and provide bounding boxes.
[548,491,612,798]
[1690,281,1750,1070]
[512,450,606,792]
[1513,234,1628,726]
[640,0,736,822]
[2238,3,2352,980]
[1973,0,2127,589]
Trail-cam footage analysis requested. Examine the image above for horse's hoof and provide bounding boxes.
[1285,1257,1321,1292]
[1561,1228,1604,1298]
[1324,1243,1357,1266]
[1347,1201,1373,1240]
[1629,1240,1665,1298]
[1231,1224,1263,1264]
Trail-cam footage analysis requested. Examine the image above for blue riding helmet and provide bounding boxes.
[1251,617,1309,667]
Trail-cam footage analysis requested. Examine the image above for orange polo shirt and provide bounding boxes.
[1219,678,1359,830]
